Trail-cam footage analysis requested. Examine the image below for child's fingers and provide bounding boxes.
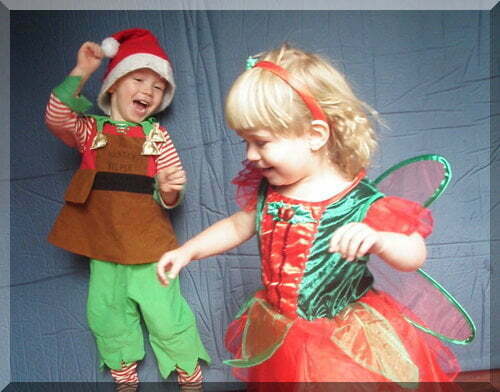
[347,226,379,260]
[336,224,364,259]
[173,172,187,184]
[159,166,184,177]
[158,169,186,193]
[87,42,104,58]
[347,231,373,260]
[329,223,352,252]
[158,168,186,184]
[356,234,377,259]
[168,172,186,184]
[167,183,184,192]
[156,255,174,286]
[156,250,191,286]
[156,266,169,286]
[81,42,103,59]
[329,223,376,261]
[166,262,183,281]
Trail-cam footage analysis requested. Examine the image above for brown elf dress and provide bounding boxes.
[48,123,177,264]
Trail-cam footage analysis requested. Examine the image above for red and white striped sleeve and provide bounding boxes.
[155,126,183,172]
[44,93,94,152]
[152,126,185,209]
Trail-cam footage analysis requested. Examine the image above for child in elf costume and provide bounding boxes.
[45,28,210,391]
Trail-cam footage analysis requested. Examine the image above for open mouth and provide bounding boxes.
[133,99,150,114]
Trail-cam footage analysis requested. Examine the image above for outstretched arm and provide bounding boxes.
[329,222,426,272]
[157,209,257,285]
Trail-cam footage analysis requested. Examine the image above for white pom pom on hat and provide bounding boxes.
[101,37,120,58]
[97,28,176,116]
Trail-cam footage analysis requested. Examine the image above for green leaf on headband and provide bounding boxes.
[246,56,258,70]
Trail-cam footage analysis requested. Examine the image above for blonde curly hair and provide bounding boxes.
[225,43,379,178]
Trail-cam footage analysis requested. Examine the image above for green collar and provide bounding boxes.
[89,114,158,136]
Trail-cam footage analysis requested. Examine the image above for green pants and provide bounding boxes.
[87,259,211,378]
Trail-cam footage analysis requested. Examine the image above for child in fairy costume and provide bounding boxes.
[45,28,210,389]
[157,43,473,387]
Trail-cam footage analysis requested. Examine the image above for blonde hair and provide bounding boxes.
[225,43,378,178]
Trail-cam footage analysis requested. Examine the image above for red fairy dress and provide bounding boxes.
[224,157,475,388]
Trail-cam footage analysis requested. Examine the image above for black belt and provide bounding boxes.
[92,172,154,194]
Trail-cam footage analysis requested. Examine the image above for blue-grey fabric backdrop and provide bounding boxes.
[10,10,492,384]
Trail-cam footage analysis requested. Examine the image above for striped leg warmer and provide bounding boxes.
[177,363,203,391]
[110,362,139,392]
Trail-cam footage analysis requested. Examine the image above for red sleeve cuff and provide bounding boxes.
[363,196,433,238]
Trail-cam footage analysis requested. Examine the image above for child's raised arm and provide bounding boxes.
[157,209,257,285]
[44,42,104,149]
[69,41,104,93]
[329,222,426,272]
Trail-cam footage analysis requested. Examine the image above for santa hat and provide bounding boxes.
[97,28,175,115]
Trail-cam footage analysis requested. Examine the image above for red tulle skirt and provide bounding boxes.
[225,290,460,389]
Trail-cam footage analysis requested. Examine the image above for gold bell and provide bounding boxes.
[149,123,167,142]
[141,140,161,155]
[90,133,108,150]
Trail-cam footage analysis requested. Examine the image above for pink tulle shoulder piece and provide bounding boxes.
[231,160,264,212]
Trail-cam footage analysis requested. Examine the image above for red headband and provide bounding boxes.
[254,61,328,123]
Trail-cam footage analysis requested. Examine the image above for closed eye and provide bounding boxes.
[245,140,267,149]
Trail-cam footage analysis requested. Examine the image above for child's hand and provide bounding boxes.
[329,222,384,261]
[72,42,104,77]
[156,248,192,286]
[157,166,187,193]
